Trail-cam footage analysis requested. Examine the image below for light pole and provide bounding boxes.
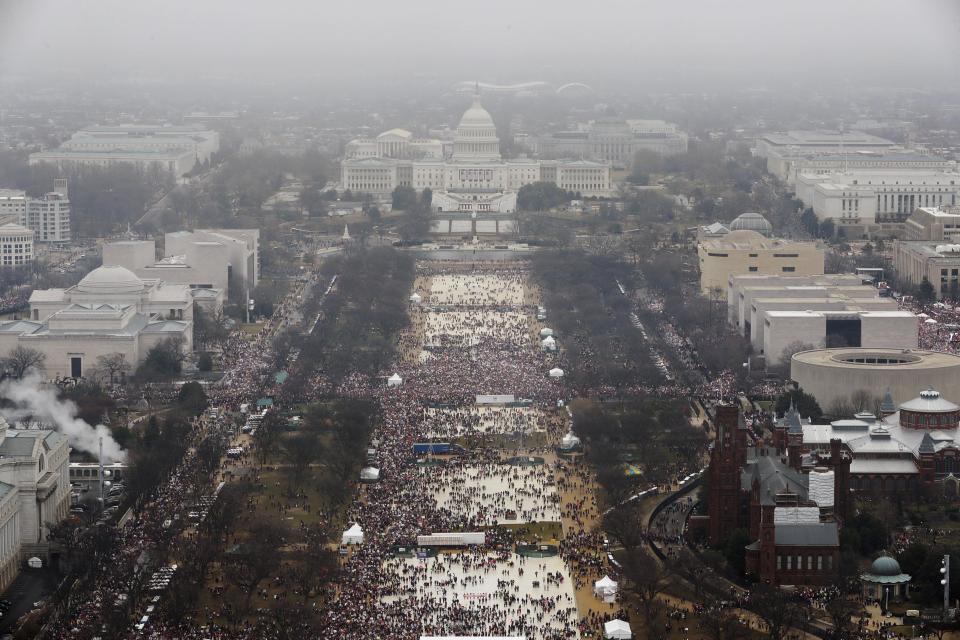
[941,554,950,615]
[98,437,104,509]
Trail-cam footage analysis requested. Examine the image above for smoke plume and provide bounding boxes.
[0,375,127,463]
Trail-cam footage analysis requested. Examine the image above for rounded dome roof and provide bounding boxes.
[899,388,959,413]
[459,96,496,129]
[76,265,145,295]
[869,555,903,577]
[730,212,773,235]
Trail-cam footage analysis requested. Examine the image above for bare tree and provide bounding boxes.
[94,352,131,385]
[621,548,671,629]
[223,521,286,614]
[700,604,749,640]
[778,341,815,370]
[849,389,876,414]
[749,585,809,640]
[602,502,646,553]
[282,432,322,490]
[5,345,46,378]
[824,595,862,639]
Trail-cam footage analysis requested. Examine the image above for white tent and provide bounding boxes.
[342,523,364,545]
[594,575,619,603]
[549,367,565,378]
[360,467,380,483]
[604,619,631,639]
[541,336,557,351]
[918,313,930,318]
[409,292,422,304]
[27,556,42,569]
[560,431,582,451]
[925,318,938,324]
[539,328,554,338]
[388,373,403,387]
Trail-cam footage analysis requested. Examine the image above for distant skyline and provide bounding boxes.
[1,0,959,92]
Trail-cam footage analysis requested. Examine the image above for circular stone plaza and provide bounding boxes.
[791,347,960,409]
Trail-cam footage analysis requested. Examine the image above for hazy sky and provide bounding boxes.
[2,0,959,90]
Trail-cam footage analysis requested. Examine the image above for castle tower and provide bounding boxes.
[708,404,749,546]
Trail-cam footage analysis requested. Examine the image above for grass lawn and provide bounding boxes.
[238,322,266,337]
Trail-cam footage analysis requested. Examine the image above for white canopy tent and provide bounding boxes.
[925,318,938,324]
[539,328,554,338]
[604,619,631,639]
[342,523,364,545]
[360,467,380,483]
[27,556,42,569]
[541,336,557,352]
[594,575,619,603]
[387,373,403,387]
[409,292,423,304]
[549,368,564,378]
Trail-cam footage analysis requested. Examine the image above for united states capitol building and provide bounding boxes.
[340,90,613,213]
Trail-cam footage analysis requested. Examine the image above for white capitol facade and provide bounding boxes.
[341,91,613,213]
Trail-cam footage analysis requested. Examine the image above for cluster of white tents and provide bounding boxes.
[593,575,619,603]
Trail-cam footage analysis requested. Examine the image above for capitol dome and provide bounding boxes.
[730,212,773,236]
[458,96,496,129]
[452,87,501,162]
[76,265,145,295]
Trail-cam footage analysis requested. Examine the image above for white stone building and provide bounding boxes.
[903,206,960,241]
[0,180,72,243]
[164,229,259,290]
[340,91,613,213]
[525,118,688,166]
[760,309,917,366]
[0,266,194,379]
[780,152,956,187]
[725,273,919,363]
[794,170,960,237]
[0,416,71,592]
[0,223,33,268]
[30,124,219,178]
[104,232,255,302]
[754,130,900,181]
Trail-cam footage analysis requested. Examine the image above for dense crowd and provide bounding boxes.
[43,277,318,639]
[314,266,614,639]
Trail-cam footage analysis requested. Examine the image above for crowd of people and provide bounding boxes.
[422,405,548,438]
[44,276,320,639]
[314,264,617,639]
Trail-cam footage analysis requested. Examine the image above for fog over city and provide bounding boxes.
[2,0,959,91]
[4,0,960,639]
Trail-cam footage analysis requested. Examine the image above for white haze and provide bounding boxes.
[0,375,127,464]
[0,0,958,90]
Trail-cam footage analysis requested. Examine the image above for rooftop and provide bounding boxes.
[762,130,896,147]
[701,230,820,251]
[775,522,840,547]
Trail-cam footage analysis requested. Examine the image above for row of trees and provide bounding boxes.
[0,150,172,237]
[532,249,664,397]
[292,247,415,390]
